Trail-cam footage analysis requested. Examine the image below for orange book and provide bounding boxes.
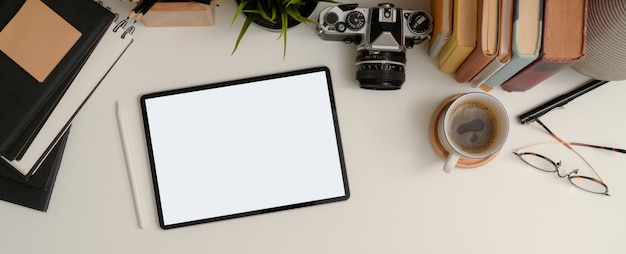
[502,0,587,92]
[468,0,514,88]
[455,0,500,83]
[438,0,477,74]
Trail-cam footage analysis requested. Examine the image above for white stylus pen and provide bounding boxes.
[116,101,146,229]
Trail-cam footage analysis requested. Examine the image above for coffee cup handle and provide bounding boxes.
[443,153,460,173]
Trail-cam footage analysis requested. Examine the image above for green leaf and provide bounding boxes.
[232,0,246,25]
[276,11,289,59]
[232,14,256,55]
[258,2,277,22]
[286,0,304,6]
[279,11,288,59]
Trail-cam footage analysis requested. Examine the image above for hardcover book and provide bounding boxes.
[481,0,543,87]
[455,0,500,83]
[501,0,588,92]
[438,0,478,74]
[0,0,114,156]
[468,0,514,88]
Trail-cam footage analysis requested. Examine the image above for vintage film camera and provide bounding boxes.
[317,3,432,90]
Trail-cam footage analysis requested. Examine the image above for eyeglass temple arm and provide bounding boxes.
[535,119,626,154]
[535,119,570,146]
[570,143,626,154]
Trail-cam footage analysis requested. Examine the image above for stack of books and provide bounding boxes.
[0,0,134,211]
[430,0,588,92]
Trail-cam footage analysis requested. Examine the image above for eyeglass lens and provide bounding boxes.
[569,176,608,194]
[517,152,558,172]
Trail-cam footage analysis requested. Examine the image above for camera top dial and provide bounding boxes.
[406,10,433,36]
[346,11,366,31]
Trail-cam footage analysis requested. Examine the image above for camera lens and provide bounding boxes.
[355,50,406,90]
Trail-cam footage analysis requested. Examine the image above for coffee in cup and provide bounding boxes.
[436,92,509,173]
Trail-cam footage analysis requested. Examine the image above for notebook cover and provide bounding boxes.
[501,0,587,92]
[2,20,134,165]
[0,128,70,212]
[0,0,114,155]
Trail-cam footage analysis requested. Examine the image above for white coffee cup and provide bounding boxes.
[437,92,509,173]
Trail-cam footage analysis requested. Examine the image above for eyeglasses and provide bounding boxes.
[513,119,626,196]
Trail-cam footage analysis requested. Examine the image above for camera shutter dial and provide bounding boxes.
[346,11,366,31]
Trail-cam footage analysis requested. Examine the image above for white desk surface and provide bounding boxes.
[2,1,626,253]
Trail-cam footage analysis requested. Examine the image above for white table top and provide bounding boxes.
[2,0,626,253]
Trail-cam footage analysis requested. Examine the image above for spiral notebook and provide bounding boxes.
[0,0,114,154]
[141,67,350,229]
[1,8,135,178]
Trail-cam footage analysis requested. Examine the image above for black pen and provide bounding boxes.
[518,79,609,125]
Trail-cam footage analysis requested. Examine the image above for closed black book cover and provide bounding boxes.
[0,0,114,157]
[1,67,80,160]
[0,127,70,190]
[0,127,70,212]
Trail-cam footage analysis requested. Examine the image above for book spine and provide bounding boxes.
[429,33,449,57]
[468,57,507,87]
[501,60,571,91]
[483,1,539,87]
[484,50,539,87]
[455,48,493,83]
[455,0,498,83]
[428,0,452,57]
[438,35,474,74]
[438,0,477,74]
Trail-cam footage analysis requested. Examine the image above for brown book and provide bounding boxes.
[502,0,587,92]
[467,0,514,88]
[455,0,500,83]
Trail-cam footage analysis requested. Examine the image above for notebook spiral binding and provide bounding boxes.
[95,0,136,39]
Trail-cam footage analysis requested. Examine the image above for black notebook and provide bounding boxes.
[0,0,114,157]
[1,17,135,179]
[141,67,350,229]
[0,128,70,212]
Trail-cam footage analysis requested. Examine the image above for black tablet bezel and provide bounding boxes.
[140,67,349,229]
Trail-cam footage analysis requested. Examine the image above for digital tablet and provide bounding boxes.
[140,67,349,229]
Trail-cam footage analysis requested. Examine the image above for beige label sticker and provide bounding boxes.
[0,0,81,83]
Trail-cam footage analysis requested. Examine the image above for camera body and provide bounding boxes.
[317,3,432,90]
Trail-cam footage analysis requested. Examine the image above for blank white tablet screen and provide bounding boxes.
[141,68,348,228]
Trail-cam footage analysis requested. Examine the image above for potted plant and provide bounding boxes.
[231,0,337,58]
